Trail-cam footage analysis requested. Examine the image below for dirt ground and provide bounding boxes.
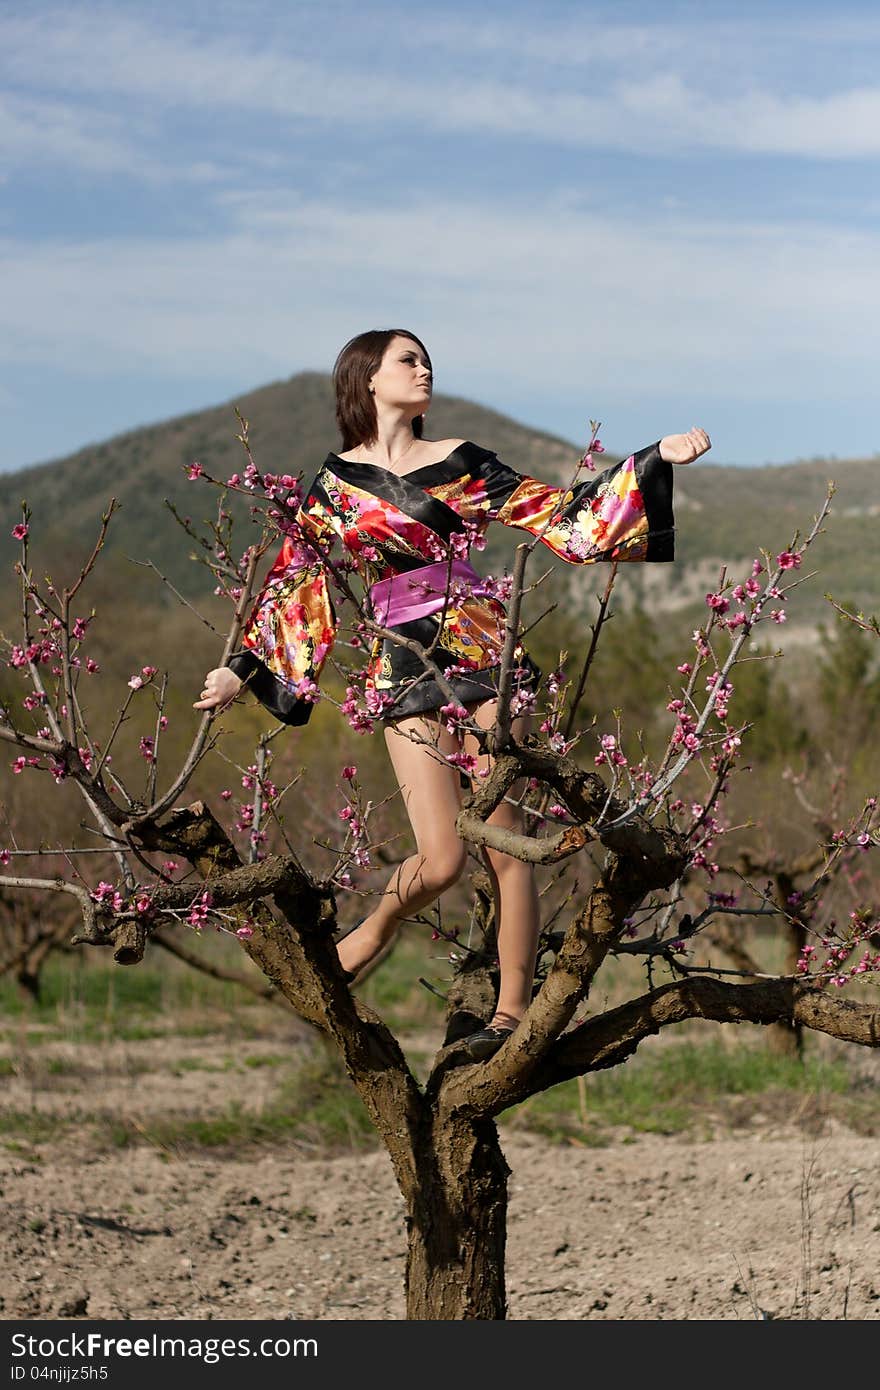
[2,1030,879,1322]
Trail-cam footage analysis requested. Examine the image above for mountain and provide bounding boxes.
[1,372,876,634]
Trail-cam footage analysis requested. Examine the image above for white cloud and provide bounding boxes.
[3,6,880,165]
[0,91,238,182]
[0,92,141,175]
[0,193,876,413]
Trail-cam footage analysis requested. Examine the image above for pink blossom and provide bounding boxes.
[92,881,124,912]
[187,462,203,480]
[510,687,537,716]
[11,522,28,540]
[439,702,469,733]
[705,592,729,614]
[139,736,155,762]
[547,804,568,819]
[709,891,739,909]
[776,550,801,570]
[11,756,26,774]
[72,617,90,640]
[295,676,320,704]
[9,646,27,668]
[141,665,157,680]
[86,657,100,674]
[676,662,692,675]
[236,924,254,940]
[163,861,179,874]
[770,609,787,624]
[220,789,232,800]
[0,849,10,865]
[127,674,143,690]
[445,751,478,773]
[341,765,357,780]
[187,889,213,929]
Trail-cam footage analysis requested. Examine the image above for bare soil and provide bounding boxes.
[2,1029,879,1322]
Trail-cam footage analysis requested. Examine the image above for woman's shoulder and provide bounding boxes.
[433,438,496,461]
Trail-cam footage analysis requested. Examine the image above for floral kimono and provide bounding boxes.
[227,440,674,726]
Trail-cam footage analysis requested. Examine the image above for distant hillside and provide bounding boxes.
[1,373,876,635]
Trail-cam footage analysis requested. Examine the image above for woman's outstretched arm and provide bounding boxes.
[477,427,711,564]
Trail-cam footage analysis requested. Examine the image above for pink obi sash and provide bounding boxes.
[369,558,491,627]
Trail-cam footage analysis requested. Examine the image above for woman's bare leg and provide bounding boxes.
[337,714,467,977]
[463,702,540,1030]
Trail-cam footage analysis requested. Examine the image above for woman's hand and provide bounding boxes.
[193,666,243,713]
[659,428,711,465]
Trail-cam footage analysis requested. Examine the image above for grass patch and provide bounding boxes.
[105,1046,377,1155]
[0,952,268,1044]
[168,1057,227,1075]
[0,1110,68,1146]
[3,1143,43,1162]
[501,1038,867,1144]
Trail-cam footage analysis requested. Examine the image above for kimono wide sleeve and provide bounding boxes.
[226,503,338,726]
[479,442,674,563]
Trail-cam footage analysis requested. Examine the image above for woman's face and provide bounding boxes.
[370,336,433,415]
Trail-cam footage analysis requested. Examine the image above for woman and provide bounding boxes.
[195,328,710,1059]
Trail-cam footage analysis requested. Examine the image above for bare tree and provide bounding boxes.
[1,441,878,1321]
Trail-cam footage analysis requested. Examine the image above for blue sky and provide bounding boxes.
[2,0,880,471]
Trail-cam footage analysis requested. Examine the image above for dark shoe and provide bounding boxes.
[464,1024,516,1061]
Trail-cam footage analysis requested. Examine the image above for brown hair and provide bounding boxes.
[333,329,432,451]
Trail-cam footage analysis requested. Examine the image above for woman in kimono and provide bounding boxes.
[196,328,710,1058]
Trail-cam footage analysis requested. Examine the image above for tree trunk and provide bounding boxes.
[404,1115,510,1319]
